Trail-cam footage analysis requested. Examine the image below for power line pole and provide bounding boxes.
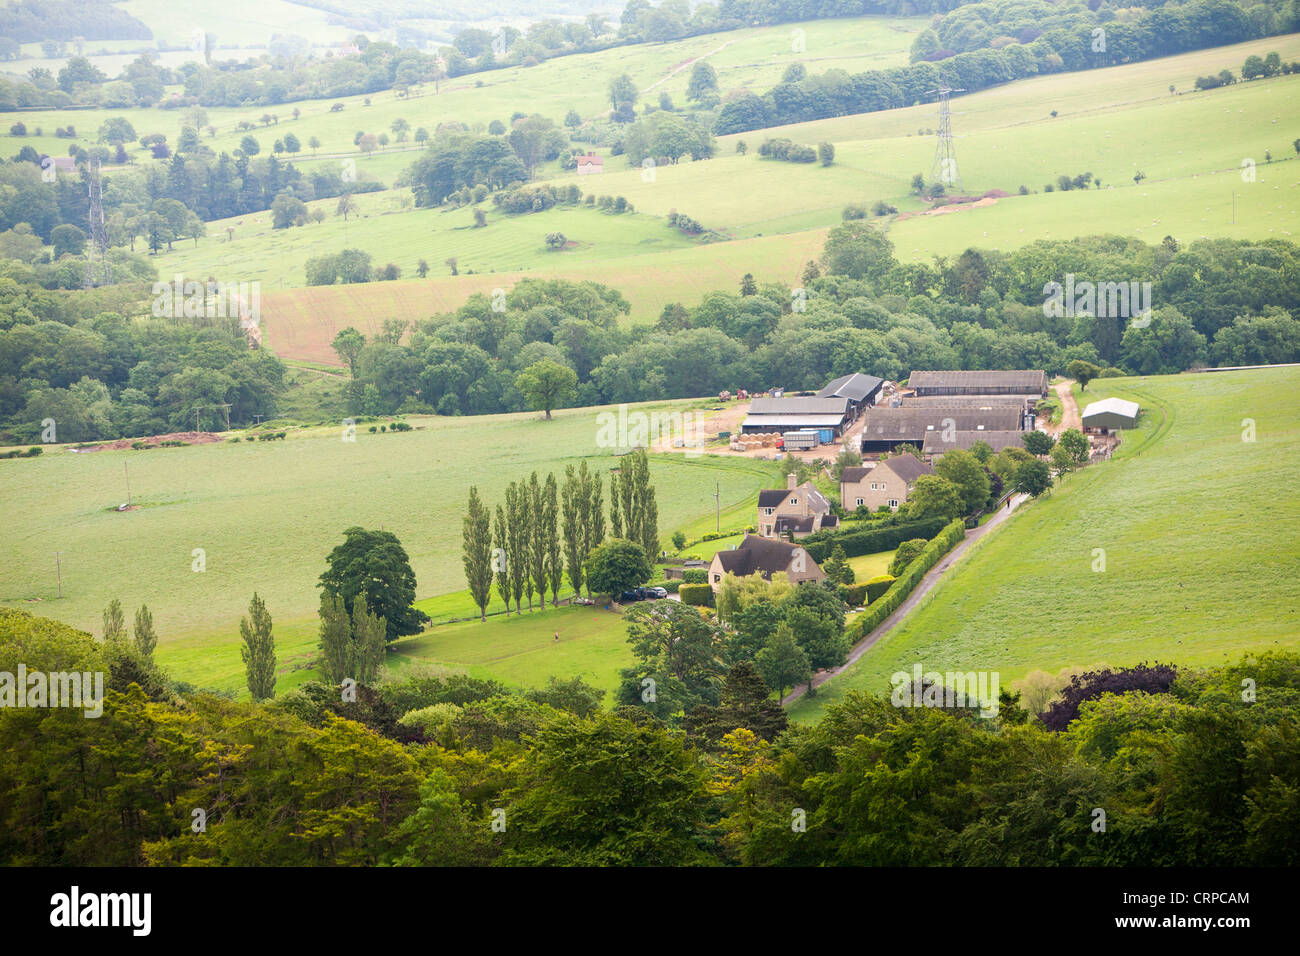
[713,481,720,533]
[124,462,132,507]
[53,551,63,599]
[216,403,232,431]
[929,85,966,193]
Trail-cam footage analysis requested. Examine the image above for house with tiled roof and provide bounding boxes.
[708,534,825,592]
[840,455,933,513]
[756,473,837,539]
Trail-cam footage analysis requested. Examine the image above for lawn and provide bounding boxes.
[0,400,773,694]
[789,366,1300,722]
[847,549,895,582]
[392,603,636,697]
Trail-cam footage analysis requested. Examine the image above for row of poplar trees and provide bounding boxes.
[462,450,660,621]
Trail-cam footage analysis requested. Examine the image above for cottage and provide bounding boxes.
[576,152,603,175]
[840,455,933,512]
[709,535,825,592]
[756,474,837,538]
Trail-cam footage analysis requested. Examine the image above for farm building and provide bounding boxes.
[1081,397,1140,432]
[757,474,838,538]
[576,152,603,174]
[741,396,853,436]
[708,535,825,592]
[817,373,884,417]
[840,456,932,513]
[859,406,1026,454]
[908,370,1048,398]
[922,430,1027,459]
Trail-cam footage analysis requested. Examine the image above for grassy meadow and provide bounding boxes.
[789,366,1300,722]
[0,399,775,693]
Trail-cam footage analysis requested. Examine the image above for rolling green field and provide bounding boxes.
[110,33,1300,368]
[790,366,1300,723]
[0,399,775,693]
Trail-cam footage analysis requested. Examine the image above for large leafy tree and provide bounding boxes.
[515,359,576,419]
[583,537,651,598]
[318,526,428,642]
[500,712,713,865]
[934,448,991,515]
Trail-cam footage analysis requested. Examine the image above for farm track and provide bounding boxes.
[781,491,1030,705]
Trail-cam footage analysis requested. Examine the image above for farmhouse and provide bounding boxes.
[741,396,853,436]
[840,456,933,512]
[860,405,1025,454]
[1081,397,1140,432]
[817,372,884,418]
[576,152,604,174]
[709,535,825,592]
[922,429,1026,459]
[908,369,1048,397]
[756,473,838,538]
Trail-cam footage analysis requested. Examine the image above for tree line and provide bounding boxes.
[7,601,1296,866]
[461,452,660,620]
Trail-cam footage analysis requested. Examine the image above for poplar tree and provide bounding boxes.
[588,468,605,549]
[619,459,636,543]
[462,486,493,621]
[351,592,386,683]
[609,468,623,538]
[102,599,126,643]
[318,592,352,685]
[239,592,277,700]
[561,465,584,597]
[133,604,157,661]
[504,481,528,613]
[544,472,563,606]
[527,472,548,611]
[494,503,511,614]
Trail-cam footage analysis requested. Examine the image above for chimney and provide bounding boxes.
[787,473,798,490]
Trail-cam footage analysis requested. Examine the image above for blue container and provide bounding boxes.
[818,429,833,444]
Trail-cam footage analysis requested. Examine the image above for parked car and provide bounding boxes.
[646,586,668,599]
[619,589,643,603]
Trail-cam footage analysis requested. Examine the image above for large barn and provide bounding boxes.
[740,396,854,436]
[817,373,884,417]
[860,406,1026,454]
[908,370,1048,398]
[922,429,1027,458]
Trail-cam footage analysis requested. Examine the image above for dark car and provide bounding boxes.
[620,589,643,603]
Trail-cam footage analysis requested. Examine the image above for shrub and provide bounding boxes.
[679,583,714,607]
[661,580,681,594]
[390,421,412,431]
[840,582,868,606]
[888,538,929,576]
[682,569,708,584]
[864,574,895,603]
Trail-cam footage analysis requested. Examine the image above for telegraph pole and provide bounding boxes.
[714,481,720,533]
[124,462,132,507]
[53,552,63,598]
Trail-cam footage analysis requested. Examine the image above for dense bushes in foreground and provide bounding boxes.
[1,607,1297,866]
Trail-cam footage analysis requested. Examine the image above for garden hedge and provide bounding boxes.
[800,516,946,562]
[846,519,966,642]
[682,569,708,584]
[679,583,714,607]
[864,574,896,603]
